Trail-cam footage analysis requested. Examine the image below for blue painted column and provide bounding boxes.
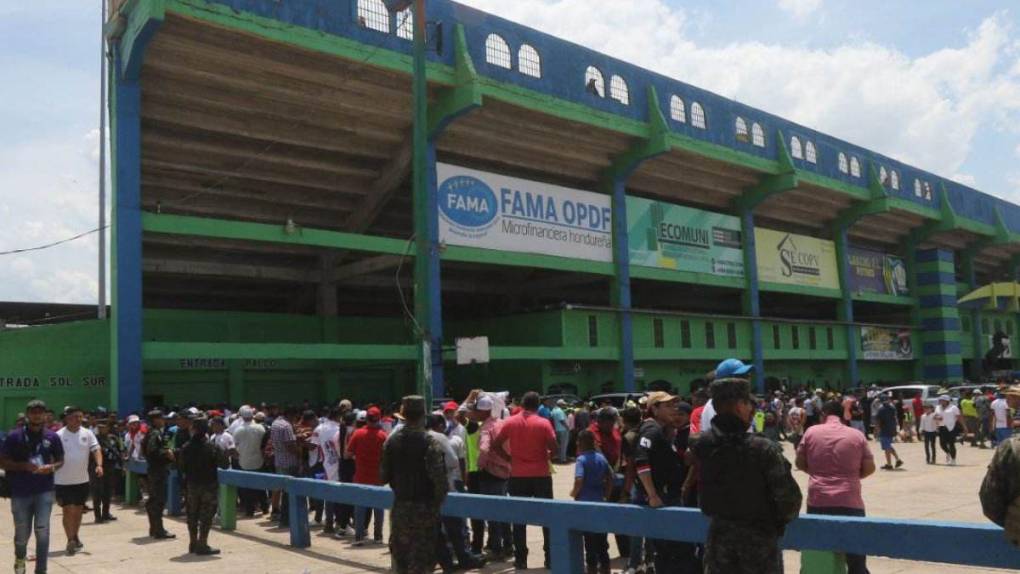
[915,248,963,382]
[610,176,635,392]
[111,58,144,416]
[834,226,860,387]
[962,253,983,381]
[740,209,765,392]
[424,140,445,399]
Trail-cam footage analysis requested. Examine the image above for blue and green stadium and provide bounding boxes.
[2,0,1018,425]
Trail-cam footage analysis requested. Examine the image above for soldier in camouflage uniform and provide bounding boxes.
[142,409,176,539]
[980,435,1020,546]
[178,416,228,555]
[381,395,449,574]
[690,378,803,574]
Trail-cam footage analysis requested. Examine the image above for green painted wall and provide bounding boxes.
[0,320,111,428]
[1,306,920,427]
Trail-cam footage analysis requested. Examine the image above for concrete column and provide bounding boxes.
[111,63,144,416]
[740,209,765,392]
[609,176,635,392]
[915,248,963,383]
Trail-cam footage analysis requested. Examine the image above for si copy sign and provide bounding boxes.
[437,163,613,262]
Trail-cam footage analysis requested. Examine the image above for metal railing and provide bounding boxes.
[212,469,1020,573]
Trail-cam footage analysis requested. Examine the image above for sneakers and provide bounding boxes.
[66,540,77,556]
[895,459,904,468]
[950,457,957,466]
[14,558,26,574]
[945,454,951,464]
[334,526,355,539]
[880,464,893,470]
[74,538,84,550]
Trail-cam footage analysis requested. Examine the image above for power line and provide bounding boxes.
[0,226,107,257]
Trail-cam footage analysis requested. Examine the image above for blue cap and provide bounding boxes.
[715,358,753,379]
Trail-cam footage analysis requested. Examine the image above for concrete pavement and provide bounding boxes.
[0,437,1012,573]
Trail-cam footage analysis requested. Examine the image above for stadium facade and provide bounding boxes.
[2,0,1019,423]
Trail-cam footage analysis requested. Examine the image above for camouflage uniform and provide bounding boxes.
[381,399,449,574]
[980,436,1020,546]
[178,420,228,554]
[690,379,803,574]
[142,422,174,537]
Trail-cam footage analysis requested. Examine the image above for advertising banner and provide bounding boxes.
[755,228,839,289]
[861,327,913,360]
[848,246,909,296]
[627,196,744,277]
[437,163,612,262]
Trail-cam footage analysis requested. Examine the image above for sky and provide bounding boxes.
[1,1,1019,304]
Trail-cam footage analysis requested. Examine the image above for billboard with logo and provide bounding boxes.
[755,228,839,289]
[627,196,744,277]
[861,326,913,360]
[848,246,909,296]
[437,163,613,262]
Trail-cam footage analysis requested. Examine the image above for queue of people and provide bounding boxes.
[2,364,1019,574]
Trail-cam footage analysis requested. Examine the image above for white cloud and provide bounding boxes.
[777,0,822,21]
[0,129,107,303]
[1015,143,1020,158]
[461,1,1020,195]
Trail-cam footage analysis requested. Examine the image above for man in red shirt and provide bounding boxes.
[345,406,387,545]
[492,391,558,570]
[911,393,924,437]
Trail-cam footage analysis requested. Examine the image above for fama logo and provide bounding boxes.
[777,234,820,278]
[439,175,498,229]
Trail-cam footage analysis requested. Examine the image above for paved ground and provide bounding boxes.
[0,438,1012,573]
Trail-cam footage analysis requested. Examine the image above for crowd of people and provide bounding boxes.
[2,360,1019,574]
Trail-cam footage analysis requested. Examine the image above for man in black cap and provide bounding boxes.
[690,378,802,574]
[178,416,228,555]
[381,395,449,573]
[142,408,176,540]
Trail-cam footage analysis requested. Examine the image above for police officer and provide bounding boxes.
[980,432,1020,546]
[380,396,449,574]
[142,408,176,540]
[178,416,228,555]
[690,378,802,574]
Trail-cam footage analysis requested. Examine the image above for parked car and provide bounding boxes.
[879,384,944,407]
[541,393,584,408]
[946,384,998,399]
[588,392,647,409]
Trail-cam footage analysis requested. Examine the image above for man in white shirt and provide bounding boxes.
[311,408,342,533]
[54,406,101,555]
[231,407,267,517]
[935,395,962,465]
[429,414,485,571]
[210,417,238,461]
[991,392,1012,446]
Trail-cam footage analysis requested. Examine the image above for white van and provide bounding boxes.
[880,384,944,407]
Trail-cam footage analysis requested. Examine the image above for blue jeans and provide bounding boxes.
[354,506,384,540]
[994,427,1012,445]
[556,430,570,462]
[12,491,54,574]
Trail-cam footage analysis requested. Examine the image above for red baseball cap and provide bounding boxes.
[443,401,458,412]
[366,406,381,419]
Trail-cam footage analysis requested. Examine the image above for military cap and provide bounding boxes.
[26,399,47,411]
[147,408,165,418]
[401,395,427,418]
[709,377,753,404]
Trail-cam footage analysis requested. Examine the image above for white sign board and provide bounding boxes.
[456,336,490,365]
[437,163,613,262]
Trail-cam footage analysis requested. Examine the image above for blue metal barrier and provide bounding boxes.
[218,469,1020,572]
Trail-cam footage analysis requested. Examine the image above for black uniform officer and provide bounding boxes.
[142,408,176,539]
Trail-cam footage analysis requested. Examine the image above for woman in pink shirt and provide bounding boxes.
[796,400,875,574]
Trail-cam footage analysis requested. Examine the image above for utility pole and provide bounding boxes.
[410,0,433,404]
[98,0,109,319]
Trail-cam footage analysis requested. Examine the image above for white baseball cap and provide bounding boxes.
[127,414,140,423]
[475,396,494,411]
